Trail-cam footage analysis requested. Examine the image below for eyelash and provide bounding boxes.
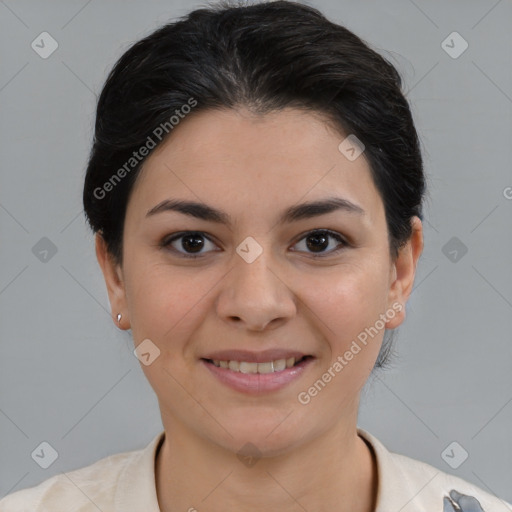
[159,229,349,259]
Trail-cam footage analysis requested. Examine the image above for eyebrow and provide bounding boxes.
[145,196,365,225]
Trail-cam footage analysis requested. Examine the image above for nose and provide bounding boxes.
[216,248,297,331]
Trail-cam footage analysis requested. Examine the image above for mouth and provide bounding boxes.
[200,349,316,394]
[201,354,315,394]
[201,355,314,374]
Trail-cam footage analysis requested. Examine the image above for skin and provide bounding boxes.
[96,107,423,512]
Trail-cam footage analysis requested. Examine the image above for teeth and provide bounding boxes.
[273,359,286,371]
[211,357,303,373]
[240,361,258,374]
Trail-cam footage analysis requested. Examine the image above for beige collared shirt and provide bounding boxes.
[1,428,510,511]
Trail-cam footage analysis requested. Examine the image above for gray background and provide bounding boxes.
[1,0,511,503]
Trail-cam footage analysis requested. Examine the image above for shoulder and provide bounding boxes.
[391,450,511,511]
[358,428,512,511]
[0,449,141,512]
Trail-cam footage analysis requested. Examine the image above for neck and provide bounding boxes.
[155,418,378,512]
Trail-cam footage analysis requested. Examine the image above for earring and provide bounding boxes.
[117,313,122,324]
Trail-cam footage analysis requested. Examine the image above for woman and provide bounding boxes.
[1,1,509,511]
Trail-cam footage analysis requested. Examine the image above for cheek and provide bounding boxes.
[300,264,390,370]
[296,272,388,413]
[124,261,205,344]
[125,264,215,402]
[307,263,389,327]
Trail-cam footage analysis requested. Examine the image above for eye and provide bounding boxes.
[292,229,348,258]
[160,229,348,259]
[160,231,219,259]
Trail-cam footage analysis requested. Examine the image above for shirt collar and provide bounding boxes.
[114,430,165,512]
[114,427,408,511]
[357,427,434,511]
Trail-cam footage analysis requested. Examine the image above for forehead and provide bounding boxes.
[127,107,383,228]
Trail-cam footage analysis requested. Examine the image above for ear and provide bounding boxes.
[95,233,129,329]
[385,216,424,329]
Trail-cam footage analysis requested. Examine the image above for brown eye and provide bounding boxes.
[292,230,347,257]
[160,229,348,260]
[161,231,218,258]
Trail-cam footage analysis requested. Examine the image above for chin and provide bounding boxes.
[207,409,311,457]
[215,429,305,460]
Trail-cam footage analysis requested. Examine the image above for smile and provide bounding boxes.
[201,356,315,394]
[205,356,309,374]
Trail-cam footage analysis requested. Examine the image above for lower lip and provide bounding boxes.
[201,357,314,395]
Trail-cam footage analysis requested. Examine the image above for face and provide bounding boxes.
[97,107,422,456]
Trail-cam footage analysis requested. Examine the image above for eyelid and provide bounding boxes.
[160,231,219,259]
[290,228,348,257]
[160,229,349,259]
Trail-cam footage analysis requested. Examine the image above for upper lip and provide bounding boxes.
[201,349,310,363]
